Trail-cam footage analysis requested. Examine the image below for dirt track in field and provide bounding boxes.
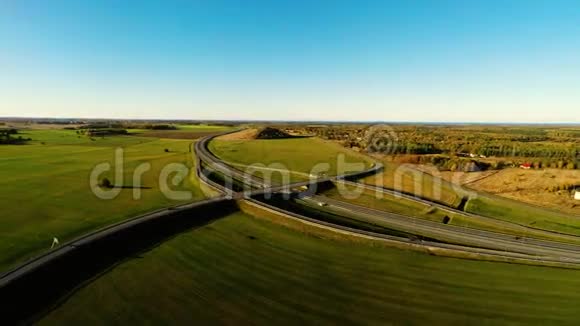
[216,128,258,140]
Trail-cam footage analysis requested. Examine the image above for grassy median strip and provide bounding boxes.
[466,195,580,236]
[208,137,373,183]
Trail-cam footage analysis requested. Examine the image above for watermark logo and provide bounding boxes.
[89,148,193,201]
[88,133,474,209]
[364,124,398,155]
[89,148,124,200]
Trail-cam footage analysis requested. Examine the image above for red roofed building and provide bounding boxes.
[520,163,532,169]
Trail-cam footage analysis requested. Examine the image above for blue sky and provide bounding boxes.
[1,0,579,122]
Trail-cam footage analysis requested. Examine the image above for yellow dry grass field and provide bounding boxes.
[438,168,580,214]
[217,128,259,140]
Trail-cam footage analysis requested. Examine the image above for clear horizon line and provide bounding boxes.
[1,115,579,126]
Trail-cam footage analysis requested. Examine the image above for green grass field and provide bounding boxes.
[41,211,580,325]
[466,195,580,236]
[0,129,205,271]
[209,137,373,183]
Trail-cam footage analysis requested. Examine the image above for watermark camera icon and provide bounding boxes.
[364,125,399,155]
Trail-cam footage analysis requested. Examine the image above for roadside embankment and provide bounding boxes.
[0,198,238,324]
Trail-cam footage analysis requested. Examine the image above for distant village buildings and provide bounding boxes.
[457,152,486,159]
[575,190,580,200]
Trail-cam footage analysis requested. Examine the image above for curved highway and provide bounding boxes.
[195,130,580,265]
[299,195,580,258]
[340,180,580,243]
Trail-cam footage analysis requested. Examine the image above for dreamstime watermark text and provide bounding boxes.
[88,125,476,205]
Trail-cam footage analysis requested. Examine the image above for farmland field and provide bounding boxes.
[0,128,206,272]
[209,137,373,183]
[134,124,234,139]
[41,211,580,325]
[465,168,579,214]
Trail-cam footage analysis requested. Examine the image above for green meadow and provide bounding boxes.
[42,211,580,325]
[0,129,205,271]
[209,137,373,182]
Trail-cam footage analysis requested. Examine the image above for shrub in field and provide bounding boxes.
[99,178,112,188]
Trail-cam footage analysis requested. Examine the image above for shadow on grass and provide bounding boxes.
[0,199,239,324]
